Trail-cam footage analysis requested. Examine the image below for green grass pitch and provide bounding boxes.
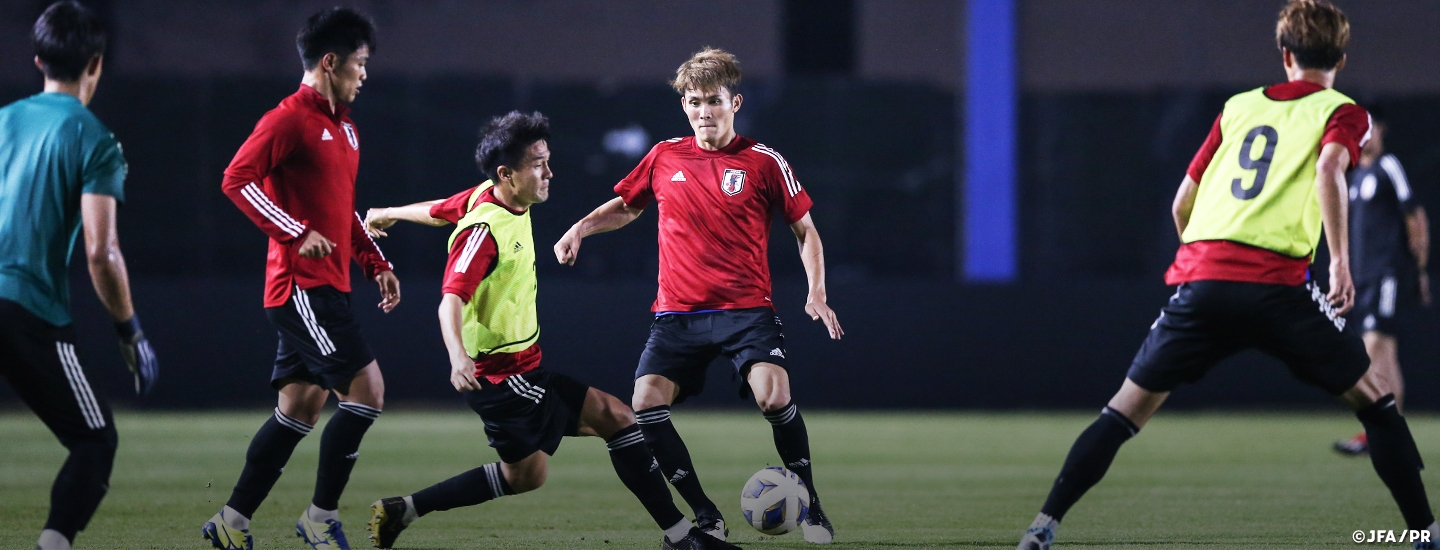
[2,409,1438,549]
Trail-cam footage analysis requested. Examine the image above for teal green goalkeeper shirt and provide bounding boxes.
[0,92,127,327]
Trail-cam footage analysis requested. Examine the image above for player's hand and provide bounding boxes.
[554,227,582,266]
[450,356,483,392]
[1419,271,1431,307]
[297,230,335,258]
[375,271,401,313]
[805,300,844,340]
[364,208,395,238]
[1327,259,1355,316]
[115,316,158,396]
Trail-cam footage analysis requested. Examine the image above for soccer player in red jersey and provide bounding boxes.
[554,48,842,544]
[204,8,398,550]
[1016,2,1436,549]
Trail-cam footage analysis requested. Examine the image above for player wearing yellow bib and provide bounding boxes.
[359,112,737,550]
[1017,2,1437,549]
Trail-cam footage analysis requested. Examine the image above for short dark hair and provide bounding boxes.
[296,7,376,71]
[475,111,551,183]
[1276,0,1349,70]
[32,1,107,82]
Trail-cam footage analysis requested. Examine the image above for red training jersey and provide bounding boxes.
[222,85,392,307]
[615,135,813,312]
[1165,81,1370,286]
[433,185,542,382]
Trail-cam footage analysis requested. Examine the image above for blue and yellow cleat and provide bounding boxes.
[296,511,351,550]
[201,512,253,550]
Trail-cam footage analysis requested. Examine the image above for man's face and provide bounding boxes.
[683,87,740,143]
[1362,122,1385,158]
[328,45,369,104]
[502,140,552,206]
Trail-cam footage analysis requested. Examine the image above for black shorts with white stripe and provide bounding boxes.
[636,307,788,404]
[1127,280,1370,396]
[265,284,374,390]
[0,299,115,443]
[1351,273,1413,336]
[463,367,590,464]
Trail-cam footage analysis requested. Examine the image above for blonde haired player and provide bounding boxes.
[1016,2,1438,548]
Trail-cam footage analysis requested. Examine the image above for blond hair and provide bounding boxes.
[671,47,741,95]
[1276,0,1349,69]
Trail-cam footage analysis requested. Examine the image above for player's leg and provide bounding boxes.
[307,360,384,526]
[632,314,725,529]
[0,307,118,550]
[1020,282,1239,550]
[575,386,704,544]
[1262,280,1435,540]
[205,328,327,549]
[746,362,832,543]
[1336,331,1399,455]
[1336,277,1405,455]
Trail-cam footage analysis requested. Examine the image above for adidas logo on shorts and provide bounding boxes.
[770,348,785,358]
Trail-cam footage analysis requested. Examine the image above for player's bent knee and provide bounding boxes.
[503,464,547,493]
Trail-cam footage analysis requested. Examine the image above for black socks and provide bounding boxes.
[766,402,818,501]
[636,405,721,519]
[411,462,513,516]
[1357,395,1435,530]
[607,424,687,529]
[312,402,380,510]
[1040,406,1138,522]
[228,408,312,518]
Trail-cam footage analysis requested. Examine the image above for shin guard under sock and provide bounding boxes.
[1040,406,1138,522]
[312,402,379,510]
[227,409,312,518]
[765,402,818,501]
[411,462,512,515]
[636,405,720,518]
[607,424,687,529]
[1358,395,1435,530]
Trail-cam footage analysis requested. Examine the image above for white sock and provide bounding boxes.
[1029,512,1058,530]
[221,505,251,531]
[664,518,695,543]
[307,503,340,523]
[37,529,71,550]
[401,496,419,525]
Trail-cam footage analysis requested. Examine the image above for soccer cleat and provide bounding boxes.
[1017,523,1055,550]
[801,498,834,544]
[696,515,728,541]
[201,512,253,550]
[366,497,411,549]
[1334,432,1369,455]
[662,526,744,549]
[296,510,352,550]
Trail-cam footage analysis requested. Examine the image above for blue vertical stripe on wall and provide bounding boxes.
[962,0,1017,282]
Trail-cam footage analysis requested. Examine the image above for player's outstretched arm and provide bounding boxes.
[1171,176,1200,239]
[789,213,843,340]
[1316,142,1354,314]
[364,200,447,238]
[82,193,158,395]
[554,197,644,265]
[438,294,482,392]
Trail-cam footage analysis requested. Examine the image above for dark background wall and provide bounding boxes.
[1,0,1437,410]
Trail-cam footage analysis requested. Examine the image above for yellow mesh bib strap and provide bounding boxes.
[445,186,539,357]
[1182,87,1355,259]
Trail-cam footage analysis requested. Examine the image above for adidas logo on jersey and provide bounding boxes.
[513,241,523,252]
[321,129,334,141]
[671,170,686,182]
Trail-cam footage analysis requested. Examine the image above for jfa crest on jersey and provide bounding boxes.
[721,169,746,196]
[341,122,359,150]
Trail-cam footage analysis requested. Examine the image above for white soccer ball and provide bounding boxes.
[739,466,810,535]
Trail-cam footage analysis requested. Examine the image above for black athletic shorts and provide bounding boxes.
[635,307,788,404]
[0,299,116,444]
[1352,274,1409,336]
[265,285,375,390]
[464,368,590,464]
[1127,280,1370,396]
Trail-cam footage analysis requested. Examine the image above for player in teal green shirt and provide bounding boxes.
[0,3,158,549]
